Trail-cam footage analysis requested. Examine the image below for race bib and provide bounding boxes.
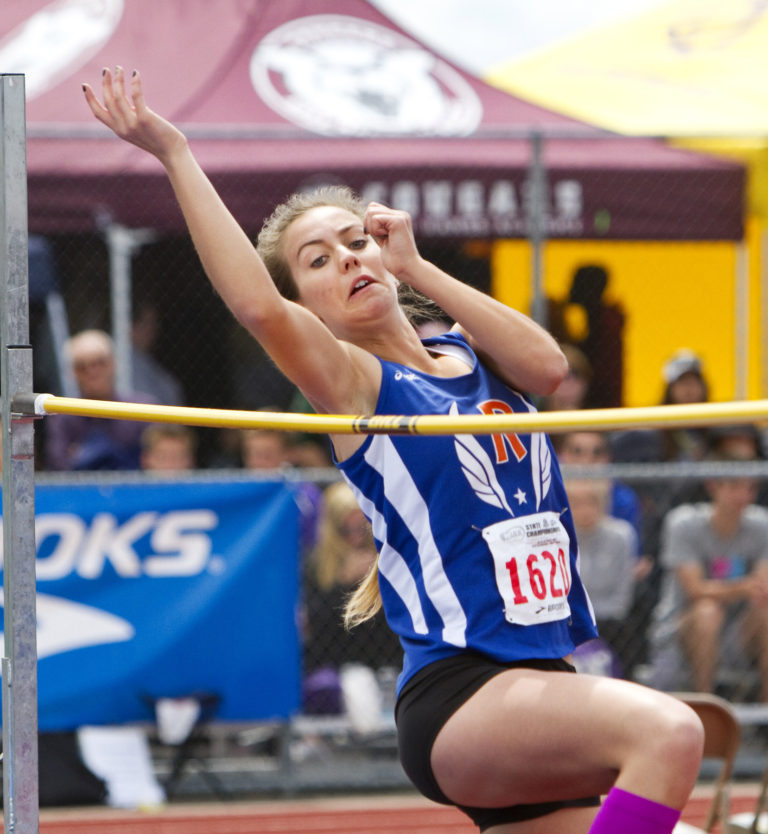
[482,511,572,626]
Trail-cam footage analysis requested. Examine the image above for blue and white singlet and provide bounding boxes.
[335,331,597,693]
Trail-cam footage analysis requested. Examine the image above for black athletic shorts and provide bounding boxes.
[395,652,602,831]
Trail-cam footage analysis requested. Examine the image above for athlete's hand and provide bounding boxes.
[82,67,187,164]
[363,202,423,283]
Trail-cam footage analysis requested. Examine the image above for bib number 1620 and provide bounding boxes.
[483,512,572,626]
[506,547,571,605]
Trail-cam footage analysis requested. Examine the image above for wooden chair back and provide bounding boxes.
[674,692,741,833]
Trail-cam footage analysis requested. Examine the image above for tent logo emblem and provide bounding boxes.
[0,0,124,101]
[250,14,482,137]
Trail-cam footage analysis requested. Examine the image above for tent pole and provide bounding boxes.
[735,239,749,399]
[103,223,155,394]
[761,225,768,398]
[1,73,40,834]
[528,131,548,330]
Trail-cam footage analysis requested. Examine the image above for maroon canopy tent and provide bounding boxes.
[4,0,744,240]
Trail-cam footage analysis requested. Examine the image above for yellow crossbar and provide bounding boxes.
[30,394,768,436]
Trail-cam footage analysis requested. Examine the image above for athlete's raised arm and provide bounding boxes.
[82,68,379,415]
[364,202,567,396]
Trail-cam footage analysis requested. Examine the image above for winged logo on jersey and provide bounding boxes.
[530,431,552,511]
[511,393,552,511]
[450,402,514,515]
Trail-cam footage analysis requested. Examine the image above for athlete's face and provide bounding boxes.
[282,205,398,337]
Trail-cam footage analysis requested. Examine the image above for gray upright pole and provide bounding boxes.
[1,73,39,834]
[528,131,548,330]
[104,223,155,394]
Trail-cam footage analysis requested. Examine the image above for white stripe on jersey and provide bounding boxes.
[344,479,429,635]
[511,389,552,511]
[365,436,468,648]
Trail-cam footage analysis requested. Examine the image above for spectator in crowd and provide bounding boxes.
[670,423,765,510]
[566,478,638,678]
[285,392,350,470]
[545,265,625,409]
[44,329,158,471]
[649,456,768,701]
[541,343,592,412]
[131,299,185,406]
[302,481,402,723]
[140,423,197,472]
[659,349,710,462]
[611,349,711,561]
[286,435,333,468]
[556,430,675,680]
[240,424,322,555]
[709,424,763,461]
[566,265,625,409]
[611,349,710,470]
[556,430,643,552]
[240,426,292,471]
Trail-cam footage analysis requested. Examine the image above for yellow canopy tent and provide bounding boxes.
[485,0,768,406]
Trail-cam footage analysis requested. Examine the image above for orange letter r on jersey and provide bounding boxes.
[477,399,527,464]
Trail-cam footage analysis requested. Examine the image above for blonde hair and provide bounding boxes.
[310,481,382,628]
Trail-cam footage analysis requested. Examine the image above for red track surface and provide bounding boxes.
[26,785,763,834]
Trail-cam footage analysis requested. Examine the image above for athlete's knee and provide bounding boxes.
[644,698,705,777]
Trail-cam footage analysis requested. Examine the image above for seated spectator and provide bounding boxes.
[556,430,643,550]
[566,478,637,677]
[649,458,768,701]
[670,423,765,509]
[558,429,666,679]
[140,424,197,472]
[659,349,710,462]
[709,424,763,461]
[241,426,292,471]
[611,349,710,559]
[611,349,710,471]
[131,299,185,406]
[301,481,401,724]
[44,329,158,471]
[240,425,322,554]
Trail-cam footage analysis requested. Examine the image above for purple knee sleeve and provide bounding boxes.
[589,787,681,834]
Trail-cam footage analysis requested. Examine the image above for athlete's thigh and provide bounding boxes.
[487,804,600,834]
[430,666,678,807]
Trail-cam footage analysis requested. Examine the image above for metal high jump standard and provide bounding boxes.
[1,73,39,833]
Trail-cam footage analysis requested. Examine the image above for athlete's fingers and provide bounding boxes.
[110,65,136,123]
[81,82,111,124]
[130,69,147,114]
[100,66,117,113]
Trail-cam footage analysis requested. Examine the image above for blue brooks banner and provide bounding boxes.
[0,478,301,730]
